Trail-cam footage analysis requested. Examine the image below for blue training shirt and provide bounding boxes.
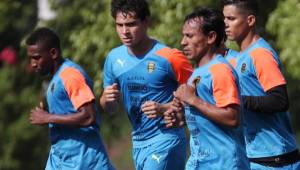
[47,59,100,143]
[185,55,250,170]
[103,40,193,145]
[234,38,298,158]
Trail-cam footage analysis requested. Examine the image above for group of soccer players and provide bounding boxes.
[26,0,300,169]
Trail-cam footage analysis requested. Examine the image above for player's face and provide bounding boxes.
[181,20,208,63]
[115,11,148,48]
[27,43,53,76]
[223,5,250,42]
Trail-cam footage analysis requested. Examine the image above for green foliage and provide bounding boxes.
[267,0,300,142]
[0,64,49,170]
[0,0,37,48]
[0,0,300,169]
[267,0,300,79]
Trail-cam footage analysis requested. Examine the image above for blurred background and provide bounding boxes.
[0,0,300,169]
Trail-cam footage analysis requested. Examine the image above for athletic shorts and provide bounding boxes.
[45,135,114,170]
[132,137,186,170]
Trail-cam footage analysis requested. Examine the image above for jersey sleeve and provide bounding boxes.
[103,54,117,88]
[155,47,193,84]
[227,58,237,68]
[249,48,286,92]
[210,63,240,108]
[60,67,95,109]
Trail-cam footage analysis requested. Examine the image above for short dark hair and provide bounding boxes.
[26,27,61,52]
[222,0,258,16]
[111,0,150,20]
[184,8,225,47]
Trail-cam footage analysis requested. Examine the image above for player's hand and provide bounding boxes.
[102,83,120,103]
[141,101,164,119]
[174,84,197,106]
[29,102,50,125]
[163,109,176,128]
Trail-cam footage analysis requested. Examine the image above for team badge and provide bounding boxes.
[50,83,55,93]
[147,62,155,73]
[192,76,201,87]
[241,63,246,73]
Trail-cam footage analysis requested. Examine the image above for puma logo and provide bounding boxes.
[151,154,161,164]
[117,59,125,67]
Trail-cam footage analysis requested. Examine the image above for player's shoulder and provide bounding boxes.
[107,44,127,59]
[210,56,235,76]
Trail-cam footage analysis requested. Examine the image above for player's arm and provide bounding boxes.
[163,97,186,128]
[152,47,194,121]
[243,48,288,114]
[243,84,289,113]
[30,101,96,126]
[174,84,240,128]
[30,67,98,127]
[100,83,122,114]
[141,101,171,119]
[100,54,123,114]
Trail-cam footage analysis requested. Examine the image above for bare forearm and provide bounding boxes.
[47,112,96,127]
[189,96,239,128]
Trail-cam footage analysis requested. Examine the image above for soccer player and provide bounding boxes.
[171,7,250,170]
[26,27,114,170]
[223,0,300,169]
[100,0,193,169]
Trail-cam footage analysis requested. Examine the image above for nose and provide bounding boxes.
[181,37,187,47]
[224,18,229,28]
[122,25,129,34]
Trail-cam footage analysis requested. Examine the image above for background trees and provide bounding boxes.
[0,0,299,169]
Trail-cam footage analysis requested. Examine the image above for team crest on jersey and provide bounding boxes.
[241,63,246,73]
[50,83,55,93]
[147,62,155,73]
[192,76,201,87]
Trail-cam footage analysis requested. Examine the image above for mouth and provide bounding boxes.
[122,37,132,42]
[182,49,190,55]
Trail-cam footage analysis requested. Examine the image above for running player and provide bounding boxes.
[26,27,114,170]
[172,7,250,170]
[223,0,300,169]
[100,0,193,169]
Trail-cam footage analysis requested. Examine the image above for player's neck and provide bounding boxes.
[51,57,64,75]
[128,37,153,57]
[239,31,260,52]
[197,49,217,67]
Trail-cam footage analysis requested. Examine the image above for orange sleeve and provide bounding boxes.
[155,47,193,84]
[250,48,286,91]
[210,63,240,108]
[60,67,95,109]
[228,58,236,68]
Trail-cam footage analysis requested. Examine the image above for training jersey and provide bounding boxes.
[103,40,193,146]
[235,38,298,158]
[225,48,239,68]
[185,55,249,170]
[47,59,100,143]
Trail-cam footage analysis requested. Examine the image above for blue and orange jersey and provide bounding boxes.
[185,55,249,170]
[103,40,193,145]
[225,48,239,68]
[235,38,298,158]
[47,59,100,143]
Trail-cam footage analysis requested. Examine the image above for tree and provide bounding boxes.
[267,0,300,139]
[0,1,49,170]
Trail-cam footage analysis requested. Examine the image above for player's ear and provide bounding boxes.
[247,15,256,27]
[50,48,58,60]
[207,31,217,46]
